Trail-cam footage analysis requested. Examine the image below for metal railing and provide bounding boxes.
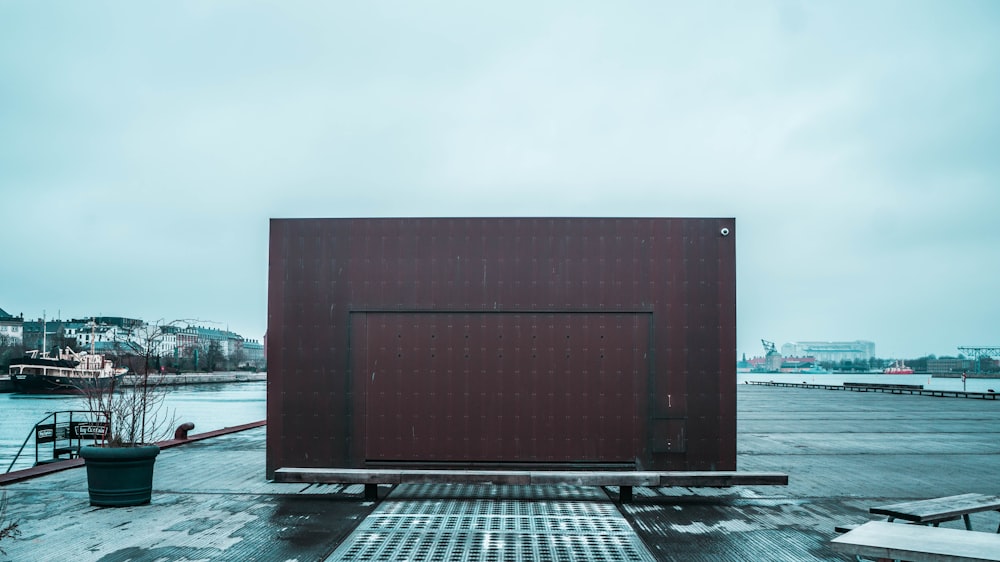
[5,410,109,473]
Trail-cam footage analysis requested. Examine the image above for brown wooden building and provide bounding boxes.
[266,217,736,477]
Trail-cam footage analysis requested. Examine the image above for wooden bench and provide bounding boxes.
[870,493,1000,532]
[830,521,1000,562]
[274,468,788,502]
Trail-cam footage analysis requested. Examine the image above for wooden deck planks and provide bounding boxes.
[831,521,1000,562]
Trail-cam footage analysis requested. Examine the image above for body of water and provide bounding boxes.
[1,381,266,472]
[4,374,996,473]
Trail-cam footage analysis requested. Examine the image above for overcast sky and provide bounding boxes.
[2,1,998,360]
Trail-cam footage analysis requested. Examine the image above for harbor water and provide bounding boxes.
[3,374,995,473]
[0,381,266,473]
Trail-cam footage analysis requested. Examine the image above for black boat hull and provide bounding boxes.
[11,374,123,395]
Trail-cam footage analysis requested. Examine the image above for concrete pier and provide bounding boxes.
[0,383,997,561]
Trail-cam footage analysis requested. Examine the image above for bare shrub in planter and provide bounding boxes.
[80,319,182,447]
[76,319,185,506]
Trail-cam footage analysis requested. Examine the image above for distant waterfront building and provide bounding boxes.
[924,357,999,374]
[925,358,974,374]
[780,340,875,362]
[22,318,68,352]
[242,339,265,368]
[65,318,142,350]
[0,307,23,344]
[6,309,262,368]
[190,326,243,357]
[163,324,199,355]
[90,340,142,355]
[157,329,178,357]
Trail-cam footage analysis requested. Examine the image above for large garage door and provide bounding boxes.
[353,312,649,465]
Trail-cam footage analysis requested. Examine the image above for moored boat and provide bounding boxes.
[9,347,128,394]
[883,360,914,375]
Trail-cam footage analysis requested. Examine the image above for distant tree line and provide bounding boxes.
[817,357,886,372]
[818,355,998,374]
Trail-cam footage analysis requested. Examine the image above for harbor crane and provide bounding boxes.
[761,340,777,355]
[957,346,1000,374]
[761,339,782,371]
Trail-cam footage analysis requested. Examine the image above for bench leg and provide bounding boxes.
[619,486,633,504]
[365,483,379,501]
[962,514,972,530]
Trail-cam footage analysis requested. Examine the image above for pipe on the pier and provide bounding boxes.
[174,422,196,440]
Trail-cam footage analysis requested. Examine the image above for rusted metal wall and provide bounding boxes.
[267,218,736,476]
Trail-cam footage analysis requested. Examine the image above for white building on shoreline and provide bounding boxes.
[0,307,23,344]
[780,340,876,362]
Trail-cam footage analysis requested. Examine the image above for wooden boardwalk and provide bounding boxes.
[0,384,998,561]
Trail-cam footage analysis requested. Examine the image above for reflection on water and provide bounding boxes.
[0,381,266,473]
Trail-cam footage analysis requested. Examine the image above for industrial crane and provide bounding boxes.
[761,339,777,355]
[957,346,1000,374]
[760,339,783,372]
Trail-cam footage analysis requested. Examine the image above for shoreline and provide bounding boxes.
[746,380,998,399]
[740,370,999,378]
[0,371,266,393]
[931,372,999,379]
[121,371,266,386]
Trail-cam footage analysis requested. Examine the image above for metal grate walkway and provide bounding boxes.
[324,483,656,562]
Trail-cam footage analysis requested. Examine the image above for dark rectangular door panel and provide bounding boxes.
[355,312,649,464]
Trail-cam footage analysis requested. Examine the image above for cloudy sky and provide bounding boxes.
[2,1,998,360]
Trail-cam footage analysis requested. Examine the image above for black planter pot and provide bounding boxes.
[80,444,160,507]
